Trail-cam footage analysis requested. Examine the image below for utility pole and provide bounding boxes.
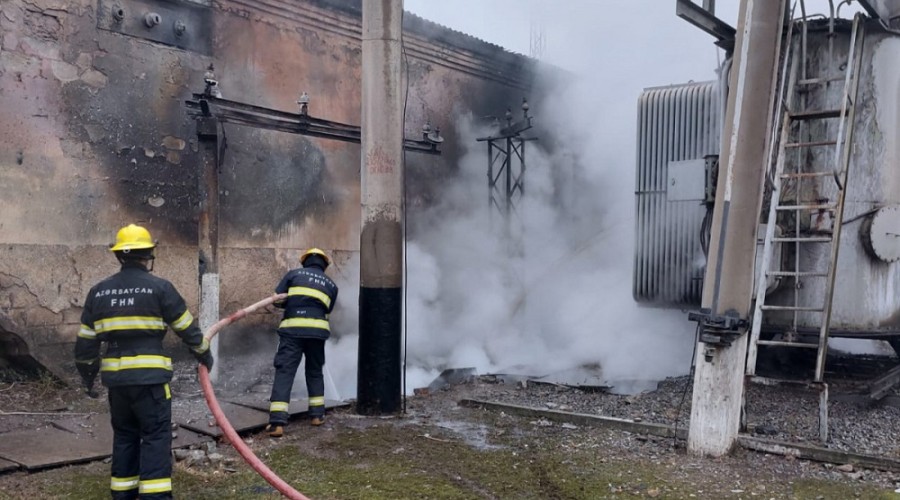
[357,0,404,414]
[688,0,786,456]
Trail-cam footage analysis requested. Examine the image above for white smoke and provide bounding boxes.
[401,98,698,391]
[324,2,758,398]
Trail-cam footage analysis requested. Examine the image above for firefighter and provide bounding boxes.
[74,224,213,500]
[266,248,339,437]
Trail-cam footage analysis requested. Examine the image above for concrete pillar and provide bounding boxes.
[197,118,221,381]
[688,0,785,456]
[357,0,404,414]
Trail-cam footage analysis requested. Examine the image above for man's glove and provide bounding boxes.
[79,362,100,398]
[194,349,214,371]
[82,377,99,398]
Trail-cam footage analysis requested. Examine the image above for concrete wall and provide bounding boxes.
[0,0,536,379]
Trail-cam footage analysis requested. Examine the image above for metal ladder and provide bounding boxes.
[746,14,865,443]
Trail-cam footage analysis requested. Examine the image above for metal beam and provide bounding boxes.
[676,0,737,50]
[868,364,900,401]
[857,0,900,22]
[858,0,883,18]
[185,94,442,155]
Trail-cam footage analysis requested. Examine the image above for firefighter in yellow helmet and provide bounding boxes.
[74,224,213,500]
[265,248,339,437]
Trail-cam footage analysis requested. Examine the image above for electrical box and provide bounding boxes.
[667,159,708,202]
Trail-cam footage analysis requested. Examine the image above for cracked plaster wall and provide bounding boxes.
[0,0,538,380]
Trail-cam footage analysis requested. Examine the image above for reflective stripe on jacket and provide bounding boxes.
[74,262,207,387]
[275,266,339,340]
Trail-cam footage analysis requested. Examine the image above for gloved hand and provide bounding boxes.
[82,377,99,398]
[79,363,100,398]
[194,349,214,371]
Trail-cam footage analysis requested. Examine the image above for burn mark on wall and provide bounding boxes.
[219,128,336,237]
[58,43,204,245]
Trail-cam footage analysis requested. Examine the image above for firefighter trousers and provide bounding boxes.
[269,335,326,425]
[108,384,173,500]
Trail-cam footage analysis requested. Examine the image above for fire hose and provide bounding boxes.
[196,293,311,500]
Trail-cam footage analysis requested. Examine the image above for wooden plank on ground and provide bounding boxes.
[868,364,900,401]
[459,399,687,439]
[461,399,900,472]
[174,401,268,437]
[172,427,212,449]
[0,458,18,473]
[227,396,348,417]
[0,424,113,470]
[738,436,900,472]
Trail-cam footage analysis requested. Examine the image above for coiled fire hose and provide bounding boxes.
[197,293,311,500]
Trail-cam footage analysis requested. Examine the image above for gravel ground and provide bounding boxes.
[426,376,900,492]
[480,362,900,460]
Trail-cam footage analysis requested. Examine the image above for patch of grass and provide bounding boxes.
[791,478,897,499]
[27,420,900,500]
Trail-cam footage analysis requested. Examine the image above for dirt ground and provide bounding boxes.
[1,368,900,500]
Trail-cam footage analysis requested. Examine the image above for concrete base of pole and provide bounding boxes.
[356,286,402,414]
[200,272,220,382]
[688,337,748,456]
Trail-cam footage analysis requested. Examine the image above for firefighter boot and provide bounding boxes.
[265,424,283,438]
[310,416,325,426]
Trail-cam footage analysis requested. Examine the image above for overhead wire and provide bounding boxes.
[671,323,700,448]
[401,5,411,413]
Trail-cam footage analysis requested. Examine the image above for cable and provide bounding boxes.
[672,323,700,448]
[400,6,411,414]
[700,204,714,257]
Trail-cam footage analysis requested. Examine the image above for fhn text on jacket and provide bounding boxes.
[74,224,213,500]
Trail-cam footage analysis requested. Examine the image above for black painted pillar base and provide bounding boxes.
[356,286,402,415]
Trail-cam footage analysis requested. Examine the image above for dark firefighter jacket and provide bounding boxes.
[275,266,338,340]
[74,262,209,387]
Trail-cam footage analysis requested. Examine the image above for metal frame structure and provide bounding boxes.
[745,12,866,443]
[476,99,536,243]
[185,71,443,155]
[676,0,737,51]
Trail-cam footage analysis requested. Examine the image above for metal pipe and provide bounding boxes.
[197,118,221,381]
[357,0,404,415]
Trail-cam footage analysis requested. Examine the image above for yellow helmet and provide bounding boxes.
[301,248,330,267]
[110,224,156,252]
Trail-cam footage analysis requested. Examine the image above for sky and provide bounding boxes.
[404,1,864,81]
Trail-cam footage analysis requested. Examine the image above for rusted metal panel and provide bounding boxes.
[97,0,213,54]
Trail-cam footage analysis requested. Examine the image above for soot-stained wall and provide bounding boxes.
[0,0,537,380]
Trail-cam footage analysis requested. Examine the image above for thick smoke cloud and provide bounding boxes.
[327,2,879,398]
